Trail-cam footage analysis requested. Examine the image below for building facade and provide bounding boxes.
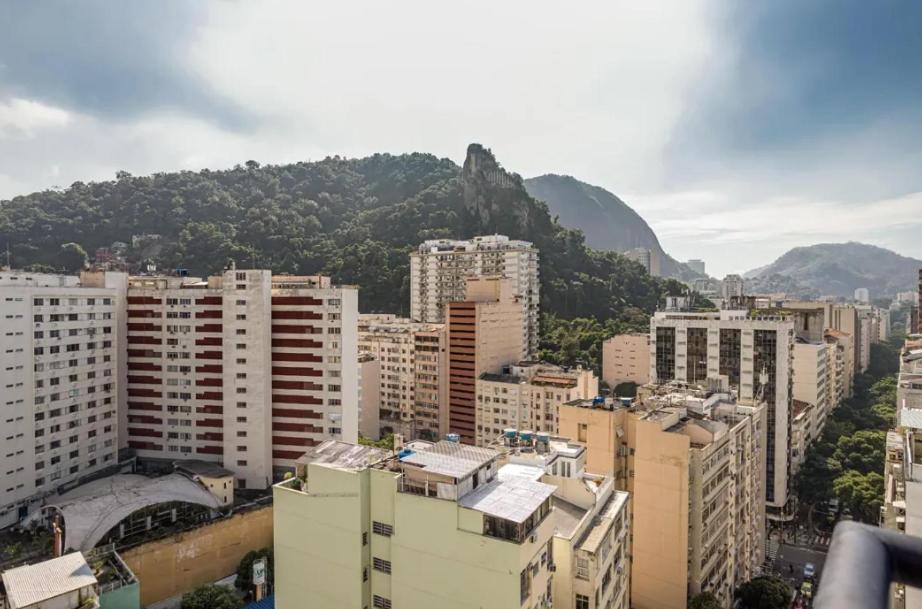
[0,271,127,529]
[447,279,524,444]
[475,362,597,446]
[274,439,557,609]
[409,235,539,356]
[650,310,794,513]
[123,270,357,489]
[792,342,830,440]
[358,315,448,440]
[602,333,651,390]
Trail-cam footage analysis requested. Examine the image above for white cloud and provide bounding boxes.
[0,98,72,139]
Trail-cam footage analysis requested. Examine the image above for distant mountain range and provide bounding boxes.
[524,174,703,281]
[744,242,921,299]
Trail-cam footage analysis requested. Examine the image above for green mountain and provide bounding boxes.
[0,144,687,324]
[745,242,921,298]
[523,174,702,280]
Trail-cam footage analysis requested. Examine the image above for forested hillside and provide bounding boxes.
[0,144,686,324]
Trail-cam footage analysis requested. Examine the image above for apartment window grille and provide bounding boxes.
[373,596,391,609]
[372,521,394,537]
[576,594,590,609]
[372,557,391,574]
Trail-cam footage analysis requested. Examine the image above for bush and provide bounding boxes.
[181,585,241,609]
[236,548,273,594]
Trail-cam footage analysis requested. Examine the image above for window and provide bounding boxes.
[372,557,391,574]
[363,567,368,582]
[576,594,590,609]
[236,358,246,365]
[237,460,247,467]
[236,299,246,306]
[236,343,246,350]
[578,423,587,443]
[236,314,246,321]
[373,596,391,609]
[372,521,394,537]
[236,329,246,336]
[362,532,368,546]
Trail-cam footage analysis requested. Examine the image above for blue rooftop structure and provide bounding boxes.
[243,595,275,609]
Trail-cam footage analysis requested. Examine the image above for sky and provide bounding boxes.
[1,1,921,277]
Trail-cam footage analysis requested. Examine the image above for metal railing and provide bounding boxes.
[815,522,922,609]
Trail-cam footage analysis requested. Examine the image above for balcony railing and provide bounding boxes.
[815,522,922,609]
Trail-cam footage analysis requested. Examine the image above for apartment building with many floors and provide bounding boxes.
[357,314,448,441]
[410,235,539,357]
[122,269,357,489]
[0,271,127,528]
[650,310,793,515]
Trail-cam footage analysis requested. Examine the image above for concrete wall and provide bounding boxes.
[602,334,650,388]
[99,582,140,609]
[119,506,273,607]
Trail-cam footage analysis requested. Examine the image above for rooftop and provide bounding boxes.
[296,440,390,471]
[173,459,234,478]
[578,491,629,554]
[399,441,497,480]
[1,552,96,609]
[459,475,556,523]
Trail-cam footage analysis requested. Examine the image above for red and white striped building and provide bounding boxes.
[123,269,357,489]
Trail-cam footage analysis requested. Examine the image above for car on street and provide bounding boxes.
[801,581,813,600]
[804,562,816,579]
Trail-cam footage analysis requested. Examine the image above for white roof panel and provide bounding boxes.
[2,552,96,609]
[459,476,555,523]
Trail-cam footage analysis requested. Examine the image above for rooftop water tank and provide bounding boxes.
[519,430,533,443]
[504,428,518,439]
[446,433,461,443]
[592,395,606,407]
[536,432,550,444]
[398,448,415,460]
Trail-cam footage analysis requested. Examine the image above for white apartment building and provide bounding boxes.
[475,362,597,446]
[357,314,448,441]
[650,310,794,514]
[0,271,127,529]
[624,248,656,276]
[409,235,539,357]
[123,270,357,489]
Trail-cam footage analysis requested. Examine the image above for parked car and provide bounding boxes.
[804,562,816,579]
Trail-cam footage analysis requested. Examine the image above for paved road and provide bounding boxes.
[772,543,828,596]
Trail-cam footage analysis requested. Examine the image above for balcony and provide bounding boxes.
[815,522,922,609]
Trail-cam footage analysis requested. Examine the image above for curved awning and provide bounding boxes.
[36,474,222,551]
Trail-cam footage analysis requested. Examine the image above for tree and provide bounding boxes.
[832,430,886,475]
[737,576,793,609]
[56,242,87,272]
[236,548,273,595]
[613,382,638,398]
[689,591,721,609]
[833,470,884,523]
[181,585,241,609]
[359,434,394,450]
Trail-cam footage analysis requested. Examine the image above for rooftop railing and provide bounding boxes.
[815,522,922,609]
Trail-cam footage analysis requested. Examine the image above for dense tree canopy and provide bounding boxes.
[0,147,689,324]
[181,585,242,609]
[793,335,902,522]
[737,576,792,609]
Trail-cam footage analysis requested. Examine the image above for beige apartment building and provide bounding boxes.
[358,314,448,440]
[0,271,127,529]
[274,439,557,609]
[447,278,524,444]
[358,353,381,440]
[650,310,793,514]
[602,333,650,389]
[410,235,539,357]
[824,329,850,404]
[559,387,765,609]
[475,361,598,446]
[123,269,357,489]
[792,342,830,439]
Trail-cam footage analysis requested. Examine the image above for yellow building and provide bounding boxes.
[274,439,556,609]
[559,386,765,609]
[476,362,598,446]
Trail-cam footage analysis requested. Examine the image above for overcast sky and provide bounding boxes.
[2,1,920,276]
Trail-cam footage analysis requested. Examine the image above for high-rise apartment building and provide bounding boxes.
[650,310,793,513]
[720,274,745,300]
[274,439,557,609]
[447,278,524,444]
[0,271,127,528]
[123,270,357,489]
[357,314,448,440]
[475,362,597,446]
[686,259,706,276]
[792,342,830,439]
[602,333,650,389]
[558,387,765,609]
[410,235,539,357]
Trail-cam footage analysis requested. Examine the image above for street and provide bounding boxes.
[770,542,829,602]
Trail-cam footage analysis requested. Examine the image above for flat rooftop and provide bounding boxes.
[578,491,629,554]
[399,441,497,480]
[459,475,555,523]
[296,440,390,471]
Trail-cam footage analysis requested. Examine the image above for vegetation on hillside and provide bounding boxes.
[793,336,903,523]
[0,146,689,325]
